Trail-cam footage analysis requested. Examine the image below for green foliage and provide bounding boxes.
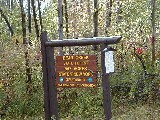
[42,1,58,39]
[0,40,44,119]
[0,0,160,119]
[58,88,104,119]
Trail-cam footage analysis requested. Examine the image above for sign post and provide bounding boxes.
[101,44,112,120]
[41,32,59,120]
[41,31,121,120]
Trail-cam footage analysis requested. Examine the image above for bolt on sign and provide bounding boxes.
[56,55,98,88]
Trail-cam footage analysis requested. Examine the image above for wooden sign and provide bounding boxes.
[56,55,98,88]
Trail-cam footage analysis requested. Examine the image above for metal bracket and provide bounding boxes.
[103,47,116,52]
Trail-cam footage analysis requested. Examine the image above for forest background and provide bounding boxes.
[0,0,160,119]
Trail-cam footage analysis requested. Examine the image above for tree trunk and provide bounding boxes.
[58,0,63,40]
[105,0,112,35]
[11,0,13,9]
[64,0,69,39]
[93,0,98,50]
[19,0,32,94]
[28,0,31,34]
[31,0,40,39]
[19,0,27,44]
[93,0,98,37]
[58,0,63,55]
[150,0,156,65]
[64,0,71,53]
[37,0,43,33]
[87,0,91,19]
[28,0,32,45]
[8,0,13,9]
[0,8,14,36]
[116,0,122,23]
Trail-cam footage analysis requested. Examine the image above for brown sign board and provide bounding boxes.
[56,55,98,88]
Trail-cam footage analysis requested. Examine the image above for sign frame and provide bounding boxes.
[41,31,121,120]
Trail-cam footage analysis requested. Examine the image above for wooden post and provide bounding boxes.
[41,32,59,120]
[41,32,50,120]
[46,46,59,120]
[101,43,112,120]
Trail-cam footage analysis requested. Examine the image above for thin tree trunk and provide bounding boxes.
[58,0,63,55]
[58,0,63,40]
[116,0,123,71]
[150,0,156,65]
[28,0,31,34]
[105,0,112,35]
[64,0,69,39]
[0,8,14,36]
[7,0,9,7]
[19,0,27,44]
[37,0,43,32]
[116,0,122,23]
[93,0,98,50]
[87,0,91,19]
[11,0,13,9]
[19,0,32,93]
[28,0,32,45]
[8,0,13,9]
[31,0,40,39]
[64,0,71,53]
[93,0,98,37]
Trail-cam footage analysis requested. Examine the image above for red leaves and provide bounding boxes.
[136,47,143,55]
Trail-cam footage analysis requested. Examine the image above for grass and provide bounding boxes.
[1,100,159,120]
[58,101,160,120]
[112,102,160,120]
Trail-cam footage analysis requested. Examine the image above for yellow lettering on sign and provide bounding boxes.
[58,72,62,76]
[74,72,78,77]
[78,72,82,76]
[64,61,89,66]
[66,78,70,82]
[76,56,84,60]
[62,56,65,60]
[83,72,93,76]
[84,56,89,59]
[58,84,63,87]
[88,84,96,87]
[66,77,86,82]
[64,62,70,65]
[64,67,71,71]
[70,84,74,87]
[82,84,88,87]
[58,71,93,77]
[57,83,96,88]
[63,56,74,60]
[62,84,69,87]
[81,84,96,88]
[74,67,88,71]
[75,78,81,82]
[82,67,88,71]
[74,67,78,70]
